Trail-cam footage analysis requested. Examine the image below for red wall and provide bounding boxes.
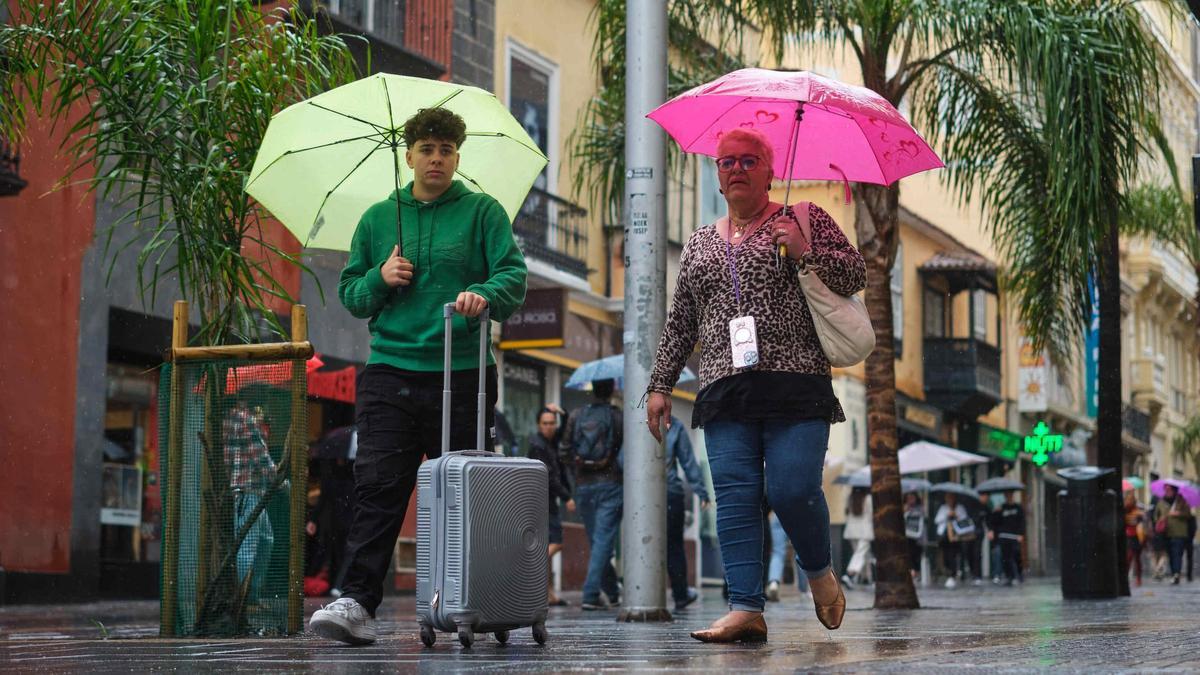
[0,111,94,573]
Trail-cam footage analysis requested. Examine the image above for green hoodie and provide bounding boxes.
[338,181,527,372]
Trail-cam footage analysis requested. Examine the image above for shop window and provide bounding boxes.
[502,357,546,457]
[101,365,161,566]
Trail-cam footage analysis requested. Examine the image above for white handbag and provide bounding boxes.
[794,201,876,368]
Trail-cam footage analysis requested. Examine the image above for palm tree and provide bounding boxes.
[1,0,358,634]
[0,0,358,344]
[1174,415,1200,479]
[575,0,1174,608]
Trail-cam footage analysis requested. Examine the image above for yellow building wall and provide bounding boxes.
[493,0,607,295]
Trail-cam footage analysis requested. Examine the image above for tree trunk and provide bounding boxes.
[857,183,919,609]
[1097,211,1129,597]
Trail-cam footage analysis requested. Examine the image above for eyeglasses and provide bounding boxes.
[716,155,763,172]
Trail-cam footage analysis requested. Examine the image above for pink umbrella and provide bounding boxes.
[1150,478,1200,506]
[647,68,943,192]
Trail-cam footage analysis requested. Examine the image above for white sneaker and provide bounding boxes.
[944,577,958,589]
[766,580,780,602]
[309,597,377,645]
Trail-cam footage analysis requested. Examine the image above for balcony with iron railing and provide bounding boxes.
[322,0,452,78]
[923,337,1002,418]
[511,187,589,280]
[0,136,27,197]
[1122,403,1151,449]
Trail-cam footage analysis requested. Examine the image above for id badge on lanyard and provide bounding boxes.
[725,239,759,369]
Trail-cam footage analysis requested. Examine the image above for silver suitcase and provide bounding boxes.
[416,303,549,648]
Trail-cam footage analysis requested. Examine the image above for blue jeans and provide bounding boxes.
[576,481,623,603]
[705,418,831,612]
[234,492,275,598]
[768,512,809,591]
[1168,537,1187,576]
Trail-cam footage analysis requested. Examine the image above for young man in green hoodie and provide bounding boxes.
[309,107,527,645]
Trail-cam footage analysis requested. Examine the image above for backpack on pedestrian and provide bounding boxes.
[571,403,617,471]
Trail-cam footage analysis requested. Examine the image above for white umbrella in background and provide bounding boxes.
[841,441,989,484]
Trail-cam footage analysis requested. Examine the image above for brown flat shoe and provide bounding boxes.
[689,613,768,643]
[813,573,846,630]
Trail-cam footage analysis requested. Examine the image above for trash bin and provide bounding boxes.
[1058,466,1121,599]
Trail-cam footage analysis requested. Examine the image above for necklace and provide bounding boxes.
[729,202,770,239]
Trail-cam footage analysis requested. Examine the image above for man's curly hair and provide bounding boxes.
[403,107,467,148]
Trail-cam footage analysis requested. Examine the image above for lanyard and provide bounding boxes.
[724,237,743,310]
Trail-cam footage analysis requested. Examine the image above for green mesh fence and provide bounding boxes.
[158,358,307,637]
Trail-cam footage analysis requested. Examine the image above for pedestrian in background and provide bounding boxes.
[1124,488,1146,587]
[646,127,865,643]
[989,490,1025,586]
[903,492,925,582]
[1154,484,1192,585]
[528,404,574,606]
[842,487,873,588]
[562,379,624,610]
[935,493,969,589]
[664,416,712,611]
[224,399,276,602]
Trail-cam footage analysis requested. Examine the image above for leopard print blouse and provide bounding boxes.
[648,202,867,424]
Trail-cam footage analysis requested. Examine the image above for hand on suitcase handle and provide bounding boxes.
[454,291,489,318]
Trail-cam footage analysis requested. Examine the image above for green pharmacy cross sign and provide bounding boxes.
[1024,421,1064,466]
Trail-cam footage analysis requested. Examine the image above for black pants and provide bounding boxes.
[340,364,497,616]
[1000,538,1022,582]
[666,490,688,603]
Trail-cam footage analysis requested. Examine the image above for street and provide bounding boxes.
[3,578,1197,672]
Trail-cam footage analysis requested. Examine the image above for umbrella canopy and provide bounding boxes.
[843,441,989,485]
[246,73,547,251]
[976,477,1025,494]
[1150,478,1200,506]
[564,354,695,390]
[1124,476,1145,489]
[930,482,982,502]
[647,68,943,188]
[836,473,931,493]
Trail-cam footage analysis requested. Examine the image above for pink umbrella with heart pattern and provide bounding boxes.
[648,68,943,191]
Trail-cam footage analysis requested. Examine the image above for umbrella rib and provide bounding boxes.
[429,88,464,109]
[381,78,406,253]
[455,168,484,192]
[305,101,391,135]
[246,133,385,189]
[464,131,547,158]
[304,136,395,246]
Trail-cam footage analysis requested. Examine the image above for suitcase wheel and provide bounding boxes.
[494,630,509,645]
[457,626,474,648]
[420,623,436,648]
[532,622,547,646]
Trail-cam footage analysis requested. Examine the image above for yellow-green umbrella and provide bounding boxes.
[245,73,546,252]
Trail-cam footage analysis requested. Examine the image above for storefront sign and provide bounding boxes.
[500,288,566,350]
[977,424,1021,461]
[896,394,942,438]
[1023,421,1064,466]
[1018,336,1048,412]
[101,463,143,527]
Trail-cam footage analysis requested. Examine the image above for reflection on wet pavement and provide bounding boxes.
[2,579,1198,672]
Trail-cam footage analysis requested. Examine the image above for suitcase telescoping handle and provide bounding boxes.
[442,302,490,455]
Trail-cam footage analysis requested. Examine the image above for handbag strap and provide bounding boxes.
[796,201,811,253]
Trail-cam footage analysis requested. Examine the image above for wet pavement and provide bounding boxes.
[2,578,1198,672]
